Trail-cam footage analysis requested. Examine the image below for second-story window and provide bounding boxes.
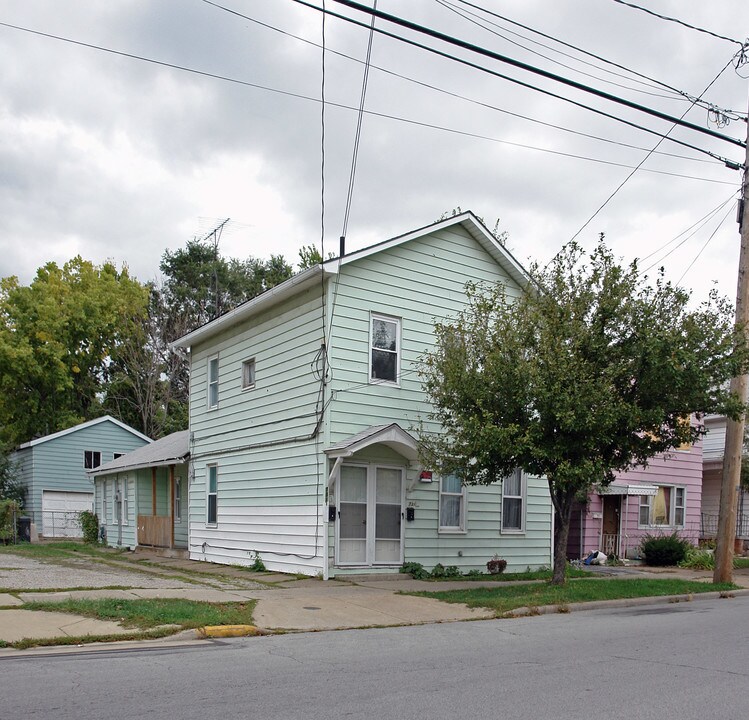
[208,355,219,409]
[84,451,101,469]
[370,314,400,384]
[242,358,256,390]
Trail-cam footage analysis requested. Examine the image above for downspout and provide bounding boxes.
[623,494,630,560]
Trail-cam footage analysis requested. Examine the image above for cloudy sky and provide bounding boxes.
[1,0,747,304]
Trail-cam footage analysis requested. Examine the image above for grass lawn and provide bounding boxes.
[734,557,749,569]
[22,597,257,630]
[0,541,119,560]
[411,578,738,616]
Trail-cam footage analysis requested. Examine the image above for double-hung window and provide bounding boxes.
[370,314,400,384]
[439,474,465,532]
[207,465,218,525]
[501,469,524,532]
[207,355,219,409]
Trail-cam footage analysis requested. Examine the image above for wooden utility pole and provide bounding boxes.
[713,96,749,584]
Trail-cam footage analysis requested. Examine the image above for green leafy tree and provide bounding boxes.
[298,244,336,269]
[0,447,23,508]
[419,240,747,585]
[0,258,148,446]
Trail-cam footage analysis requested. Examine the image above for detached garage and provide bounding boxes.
[41,490,95,538]
[11,416,151,539]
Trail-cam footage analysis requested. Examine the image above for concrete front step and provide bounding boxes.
[133,546,189,560]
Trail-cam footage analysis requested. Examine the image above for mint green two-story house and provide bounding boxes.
[172,212,553,578]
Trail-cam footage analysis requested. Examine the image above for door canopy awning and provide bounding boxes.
[325,423,420,462]
[599,483,658,496]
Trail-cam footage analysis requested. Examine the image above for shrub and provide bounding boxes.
[640,532,690,566]
[443,565,461,578]
[79,510,100,544]
[487,556,508,574]
[400,562,429,579]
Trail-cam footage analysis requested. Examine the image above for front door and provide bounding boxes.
[337,464,404,566]
[601,495,621,557]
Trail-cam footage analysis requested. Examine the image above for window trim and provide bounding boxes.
[84,450,102,470]
[120,477,129,526]
[501,468,525,534]
[438,474,467,534]
[369,313,401,386]
[206,465,218,526]
[241,358,256,391]
[638,484,686,528]
[207,355,219,409]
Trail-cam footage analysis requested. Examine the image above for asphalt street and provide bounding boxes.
[3,595,748,720]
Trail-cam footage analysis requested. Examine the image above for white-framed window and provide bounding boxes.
[439,474,466,532]
[84,450,102,469]
[109,478,116,524]
[175,476,182,523]
[102,481,108,522]
[207,465,218,525]
[207,355,219,409]
[639,485,685,527]
[370,313,400,384]
[113,452,125,460]
[242,358,256,390]
[122,478,129,526]
[501,469,524,532]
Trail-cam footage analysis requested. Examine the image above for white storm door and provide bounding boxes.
[337,465,368,564]
[374,467,403,565]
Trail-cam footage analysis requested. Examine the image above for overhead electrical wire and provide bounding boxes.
[0,19,732,186]
[568,55,739,242]
[436,0,687,103]
[316,0,744,152]
[640,193,739,275]
[202,0,719,167]
[453,0,747,116]
[608,0,746,48]
[675,202,737,285]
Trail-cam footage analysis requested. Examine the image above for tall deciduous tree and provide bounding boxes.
[419,241,748,585]
[0,258,148,446]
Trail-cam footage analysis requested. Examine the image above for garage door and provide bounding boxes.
[41,491,94,538]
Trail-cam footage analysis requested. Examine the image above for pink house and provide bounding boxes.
[566,439,703,561]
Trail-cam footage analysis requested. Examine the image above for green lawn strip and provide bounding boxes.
[410,578,738,616]
[7,626,179,651]
[423,567,594,583]
[734,557,749,569]
[0,542,121,560]
[22,597,257,630]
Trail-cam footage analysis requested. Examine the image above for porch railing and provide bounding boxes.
[601,533,620,557]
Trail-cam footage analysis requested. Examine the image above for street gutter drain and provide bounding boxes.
[303,606,321,610]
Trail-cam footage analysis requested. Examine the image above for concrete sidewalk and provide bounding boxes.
[1,548,747,649]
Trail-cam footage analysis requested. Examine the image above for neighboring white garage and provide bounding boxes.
[41,490,94,538]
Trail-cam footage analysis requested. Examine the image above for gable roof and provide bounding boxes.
[89,430,189,477]
[18,415,152,450]
[171,211,529,350]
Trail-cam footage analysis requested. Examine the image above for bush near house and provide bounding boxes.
[640,532,691,566]
[79,510,100,544]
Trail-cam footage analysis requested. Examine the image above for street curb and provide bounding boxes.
[196,624,262,638]
[502,588,749,618]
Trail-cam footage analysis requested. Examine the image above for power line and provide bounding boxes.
[0,19,731,186]
[322,0,745,150]
[202,0,719,167]
[437,0,687,103]
[569,55,738,242]
[341,0,377,240]
[676,201,737,285]
[452,0,747,117]
[609,0,746,47]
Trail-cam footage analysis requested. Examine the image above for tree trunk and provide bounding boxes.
[551,489,574,585]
